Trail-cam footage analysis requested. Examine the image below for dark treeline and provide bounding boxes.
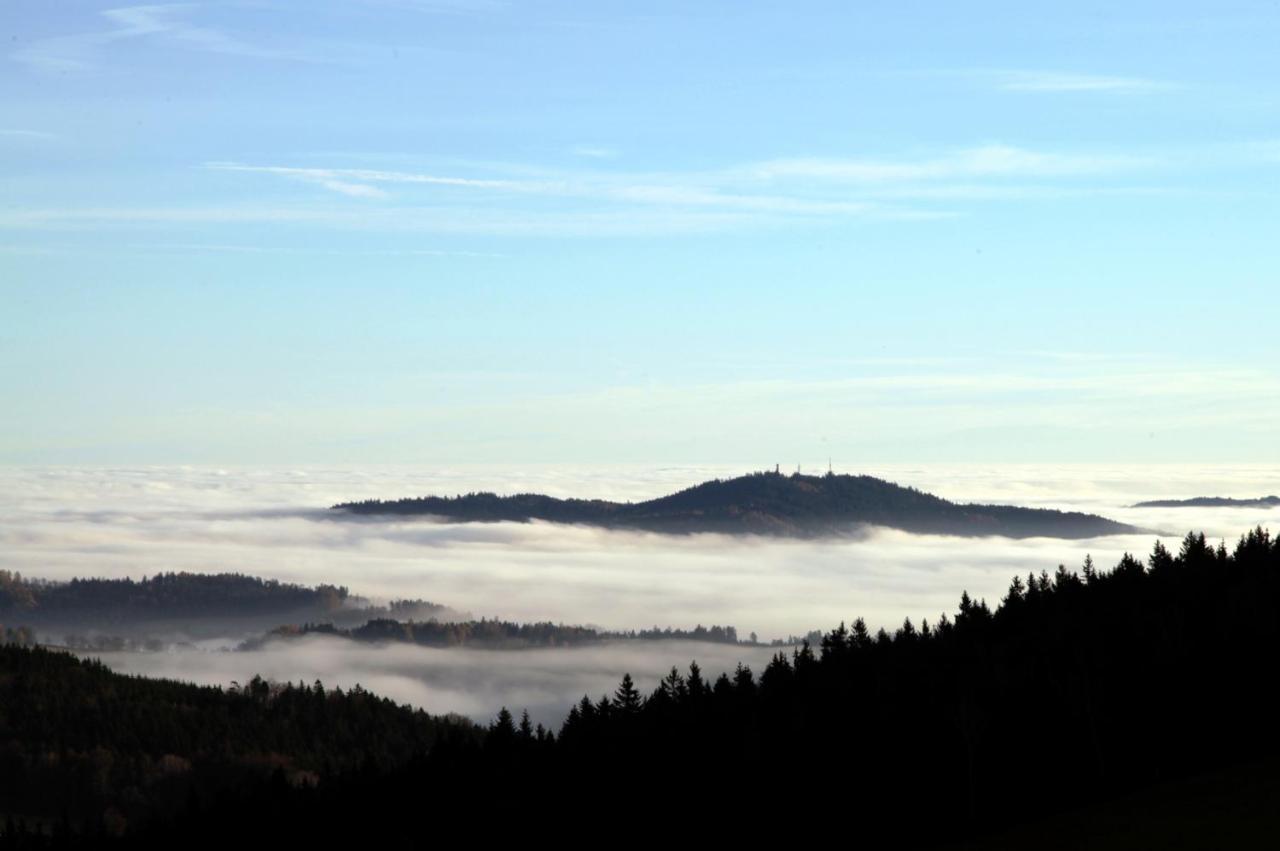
[0,572,450,640]
[5,528,1280,846]
[247,618,744,650]
[333,469,1139,538]
[0,571,348,621]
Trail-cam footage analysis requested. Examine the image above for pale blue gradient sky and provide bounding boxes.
[2,1,1278,464]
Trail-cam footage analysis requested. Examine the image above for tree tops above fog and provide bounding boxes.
[254,618,743,650]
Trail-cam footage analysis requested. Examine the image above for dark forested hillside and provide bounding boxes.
[0,645,476,840]
[0,571,347,621]
[0,571,449,640]
[333,469,1140,538]
[5,527,1280,845]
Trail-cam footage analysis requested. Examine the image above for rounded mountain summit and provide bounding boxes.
[333,471,1142,539]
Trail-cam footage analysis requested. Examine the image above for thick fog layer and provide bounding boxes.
[4,464,1277,636]
[4,464,1277,722]
[96,637,786,727]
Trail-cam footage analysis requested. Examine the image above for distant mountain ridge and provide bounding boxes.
[333,470,1140,539]
[1133,495,1280,508]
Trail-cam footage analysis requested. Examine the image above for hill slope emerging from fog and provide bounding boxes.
[333,471,1139,539]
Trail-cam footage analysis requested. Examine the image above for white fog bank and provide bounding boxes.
[3,464,1277,638]
[5,463,1277,722]
[94,637,785,727]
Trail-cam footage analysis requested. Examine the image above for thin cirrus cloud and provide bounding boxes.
[0,204,772,237]
[209,144,1156,195]
[0,144,1161,236]
[570,145,620,160]
[918,69,1176,95]
[994,70,1174,93]
[11,4,302,73]
[203,161,895,218]
[746,144,1157,182]
[197,143,1155,219]
[359,0,509,13]
[0,129,59,141]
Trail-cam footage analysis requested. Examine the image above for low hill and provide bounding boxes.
[333,470,1139,539]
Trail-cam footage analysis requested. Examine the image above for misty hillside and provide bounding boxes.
[1133,495,1280,508]
[333,470,1140,539]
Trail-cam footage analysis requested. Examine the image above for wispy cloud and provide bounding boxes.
[918,69,1175,95]
[202,142,1153,219]
[748,144,1156,183]
[204,162,535,198]
[203,161,899,217]
[12,4,301,72]
[0,205,771,237]
[0,129,59,141]
[3,143,1166,236]
[570,145,619,160]
[360,0,509,14]
[995,71,1173,93]
[313,179,391,199]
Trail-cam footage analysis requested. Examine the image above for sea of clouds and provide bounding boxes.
[3,463,1277,724]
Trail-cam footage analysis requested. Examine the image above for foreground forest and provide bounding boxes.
[3,528,1279,845]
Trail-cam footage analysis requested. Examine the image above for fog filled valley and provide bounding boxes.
[3,463,1277,726]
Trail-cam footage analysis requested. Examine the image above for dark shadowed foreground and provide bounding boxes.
[334,469,1140,538]
[3,529,1280,846]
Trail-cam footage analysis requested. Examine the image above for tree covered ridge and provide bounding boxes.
[0,572,450,640]
[249,617,746,650]
[333,469,1140,538]
[0,571,349,618]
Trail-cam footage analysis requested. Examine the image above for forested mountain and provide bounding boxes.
[334,470,1139,538]
[0,571,449,640]
[246,618,745,650]
[1133,495,1280,508]
[4,527,1279,845]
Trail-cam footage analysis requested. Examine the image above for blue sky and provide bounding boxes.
[2,1,1278,464]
